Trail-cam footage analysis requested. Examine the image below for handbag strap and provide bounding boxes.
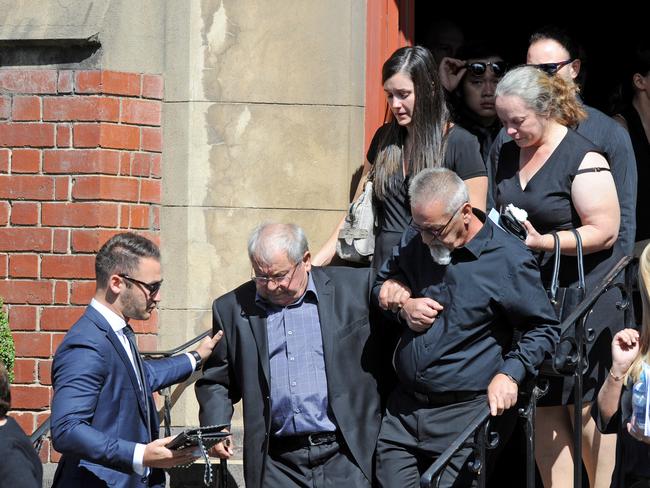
[571,228,586,290]
[549,229,585,302]
[549,232,561,302]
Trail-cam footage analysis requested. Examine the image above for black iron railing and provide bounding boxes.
[420,255,633,488]
[419,405,496,488]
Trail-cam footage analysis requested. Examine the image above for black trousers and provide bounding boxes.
[263,436,370,488]
[376,388,489,488]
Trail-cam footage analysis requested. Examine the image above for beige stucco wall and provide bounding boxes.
[159,0,367,428]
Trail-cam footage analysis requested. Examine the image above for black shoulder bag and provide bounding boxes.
[545,229,586,375]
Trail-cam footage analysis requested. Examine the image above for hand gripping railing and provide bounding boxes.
[420,255,633,488]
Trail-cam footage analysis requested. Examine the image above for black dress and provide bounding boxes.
[592,379,650,488]
[367,123,486,271]
[495,129,624,405]
[620,105,650,242]
[0,416,43,488]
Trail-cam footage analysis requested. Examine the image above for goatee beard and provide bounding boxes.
[429,243,452,265]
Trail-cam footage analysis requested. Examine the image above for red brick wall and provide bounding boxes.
[0,68,163,462]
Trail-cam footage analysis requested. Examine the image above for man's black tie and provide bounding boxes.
[124,324,151,443]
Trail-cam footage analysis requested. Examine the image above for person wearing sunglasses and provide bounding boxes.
[372,168,559,488]
[50,233,223,488]
[493,64,624,488]
[523,26,637,488]
[313,46,487,272]
[439,43,508,163]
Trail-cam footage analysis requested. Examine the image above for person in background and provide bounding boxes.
[313,46,487,272]
[611,44,650,249]
[439,43,508,162]
[0,361,43,488]
[493,65,621,488]
[423,18,464,65]
[593,243,650,488]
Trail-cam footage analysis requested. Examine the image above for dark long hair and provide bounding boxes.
[373,46,450,201]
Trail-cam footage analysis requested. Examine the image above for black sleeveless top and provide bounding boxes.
[495,128,615,287]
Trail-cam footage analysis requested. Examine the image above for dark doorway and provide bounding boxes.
[414,4,646,114]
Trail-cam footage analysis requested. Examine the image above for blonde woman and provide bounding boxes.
[593,244,650,487]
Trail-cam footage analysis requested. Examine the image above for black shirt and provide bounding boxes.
[0,416,43,488]
[373,211,560,393]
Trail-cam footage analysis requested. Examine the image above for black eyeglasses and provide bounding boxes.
[464,61,508,77]
[119,274,163,296]
[410,203,466,240]
[528,59,574,75]
[251,261,301,286]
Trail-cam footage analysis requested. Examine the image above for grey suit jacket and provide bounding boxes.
[195,266,382,488]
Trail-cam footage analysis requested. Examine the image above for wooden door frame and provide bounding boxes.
[364,0,415,151]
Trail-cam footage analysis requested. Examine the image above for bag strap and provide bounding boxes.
[549,232,561,302]
[571,228,585,290]
[549,229,585,302]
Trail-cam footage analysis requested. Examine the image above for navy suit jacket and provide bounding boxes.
[51,306,193,488]
[195,267,383,488]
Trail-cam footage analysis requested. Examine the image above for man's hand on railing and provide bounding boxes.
[487,373,518,416]
[209,429,234,459]
[194,330,223,362]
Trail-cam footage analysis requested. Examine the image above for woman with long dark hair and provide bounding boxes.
[313,46,487,270]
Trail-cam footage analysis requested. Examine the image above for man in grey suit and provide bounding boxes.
[195,222,381,488]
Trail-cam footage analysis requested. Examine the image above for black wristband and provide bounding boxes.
[190,350,203,371]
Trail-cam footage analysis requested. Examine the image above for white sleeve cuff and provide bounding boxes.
[133,443,146,475]
[185,352,197,371]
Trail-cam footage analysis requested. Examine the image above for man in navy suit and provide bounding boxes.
[51,232,222,487]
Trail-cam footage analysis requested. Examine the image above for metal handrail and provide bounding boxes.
[140,329,212,358]
[419,254,633,488]
[420,406,493,488]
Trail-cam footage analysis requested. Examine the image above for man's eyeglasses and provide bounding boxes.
[410,203,466,241]
[464,61,508,77]
[528,59,574,76]
[251,261,301,286]
[118,274,163,296]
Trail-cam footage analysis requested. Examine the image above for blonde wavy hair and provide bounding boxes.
[495,65,587,126]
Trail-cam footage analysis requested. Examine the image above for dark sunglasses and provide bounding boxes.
[119,274,163,296]
[528,59,574,75]
[464,61,508,77]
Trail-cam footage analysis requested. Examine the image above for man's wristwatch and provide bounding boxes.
[189,350,203,371]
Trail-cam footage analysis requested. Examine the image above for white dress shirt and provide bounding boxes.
[89,299,196,475]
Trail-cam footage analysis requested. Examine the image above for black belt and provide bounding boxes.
[269,431,339,451]
[409,389,483,406]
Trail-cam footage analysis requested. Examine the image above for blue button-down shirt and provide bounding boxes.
[257,273,336,436]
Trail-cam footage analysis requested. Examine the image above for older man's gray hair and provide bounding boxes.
[408,167,468,214]
[247,222,309,265]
